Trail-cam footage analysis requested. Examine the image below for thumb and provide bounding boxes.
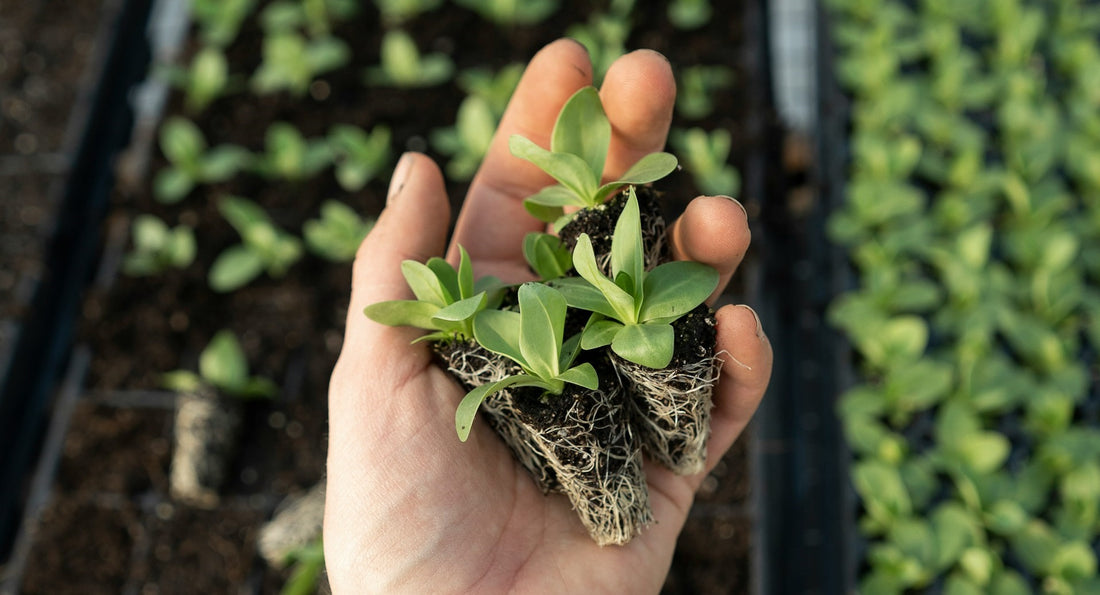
[343,152,451,351]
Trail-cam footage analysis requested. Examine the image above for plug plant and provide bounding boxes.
[509,86,677,228]
[160,46,237,114]
[373,0,443,26]
[252,122,334,182]
[670,127,741,197]
[153,117,250,204]
[162,329,278,399]
[364,30,454,88]
[453,0,559,26]
[430,95,497,181]
[122,214,196,276]
[303,199,375,262]
[328,124,392,192]
[260,0,358,37]
[676,65,734,120]
[191,0,255,48]
[251,32,350,97]
[209,196,303,292]
[363,246,504,343]
[667,0,712,30]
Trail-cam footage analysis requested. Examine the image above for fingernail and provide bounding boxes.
[388,152,414,203]
[736,304,765,339]
[716,195,748,219]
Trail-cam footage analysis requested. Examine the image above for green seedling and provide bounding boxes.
[523,232,572,281]
[279,538,325,595]
[160,46,238,114]
[431,95,497,181]
[676,65,734,120]
[253,122,333,182]
[670,127,741,197]
[191,0,256,47]
[122,215,196,276]
[457,63,523,116]
[565,10,631,85]
[374,0,443,26]
[328,124,392,192]
[162,330,278,399]
[668,0,712,30]
[453,0,559,26]
[261,0,358,37]
[365,30,454,88]
[455,282,599,441]
[153,117,251,204]
[209,196,303,292]
[509,86,677,227]
[363,246,505,343]
[553,190,719,368]
[303,200,375,262]
[252,32,350,97]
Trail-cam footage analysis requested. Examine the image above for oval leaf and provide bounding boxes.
[639,261,719,322]
[509,135,598,203]
[611,323,675,369]
[581,319,623,349]
[473,309,523,364]
[456,376,521,442]
[518,283,567,379]
[552,278,620,319]
[200,330,248,392]
[557,363,599,390]
[595,152,679,202]
[432,293,486,323]
[551,87,610,179]
[401,260,451,306]
[363,300,439,330]
[209,245,265,292]
[573,234,636,322]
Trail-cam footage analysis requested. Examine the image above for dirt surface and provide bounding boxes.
[14,0,774,592]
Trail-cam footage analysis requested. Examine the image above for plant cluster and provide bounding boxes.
[827,0,1100,591]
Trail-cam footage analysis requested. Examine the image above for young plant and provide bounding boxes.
[431,95,497,181]
[455,282,598,441]
[522,232,572,281]
[565,10,631,85]
[303,199,375,262]
[363,246,504,343]
[364,30,454,88]
[160,46,237,114]
[260,0,358,37]
[676,65,734,120]
[668,0,712,30]
[252,122,333,182]
[553,190,719,368]
[453,0,559,26]
[328,124,392,192]
[373,0,443,27]
[251,32,350,97]
[122,215,196,276]
[456,63,523,116]
[153,117,250,204]
[509,86,678,227]
[191,0,256,48]
[162,330,277,399]
[670,127,741,197]
[209,196,303,292]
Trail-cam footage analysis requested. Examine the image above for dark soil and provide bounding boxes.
[670,303,718,369]
[13,0,769,592]
[558,185,672,267]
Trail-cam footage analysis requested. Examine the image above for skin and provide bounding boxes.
[325,39,773,594]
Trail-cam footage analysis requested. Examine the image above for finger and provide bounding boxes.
[599,49,676,180]
[668,195,750,302]
[343,152,451,352]
[702,304,772,475]
[451,39,593,280]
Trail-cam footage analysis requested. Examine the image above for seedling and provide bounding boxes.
[668,0,711,30]
[431,95,497,181]
[162,330,277,399]
[454,282,598,441]
[363,246,505,343]
[509,86,678,227]
[565,11,630,85]
[122,215,196,276]
[279,538,325,595]
[252,32,350,97]
[364,30,454,88]
[327,124,392,191]
[261,0,358,37]
[303,200,375,262]
[453,0,559,26]
[676,65,734,120]
[670,127,741,197]
[160,46,237,114]
[373,0,443,26]
[191,0,255,48]
[208,196,303,292]
[553,190,719,368]
[522,232,572,281]
[153,117,251,204]
[252,122,333,182]
[457,63,523,116]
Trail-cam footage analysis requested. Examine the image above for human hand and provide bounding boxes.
[324,39,773,593]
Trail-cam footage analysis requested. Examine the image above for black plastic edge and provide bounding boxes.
[0,0,154,561]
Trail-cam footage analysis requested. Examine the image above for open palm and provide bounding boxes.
[325,40,773,593]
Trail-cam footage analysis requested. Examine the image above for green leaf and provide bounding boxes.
[958,432,1010,473]
[431,293,486,323]
[594,152,679,202]
[456,246,474,299]
[161,370,203,393]
[551,87,610,179]
[509,135,598,203]
[557,363,599,390]
[456,376,525,441]
[581,318,623,349]
[473,309,523,364]
[200,330,249,392]
[523,233,572,280]
[363,300,440,330]
[153,168,194,204]
[639,261,719,322]
[238,376,278,399]
[523,186,572,222]
[218,196,268,234]
[160,117,206,166]
[518,283,566,379]
[401,260,451,306]
[572,234,636,322]
[552,278,620,319]
[426,257,460,301]
[611,323,675,368]
[201,145,250,181]
[610,190,644,295]
[209,245,265,292]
